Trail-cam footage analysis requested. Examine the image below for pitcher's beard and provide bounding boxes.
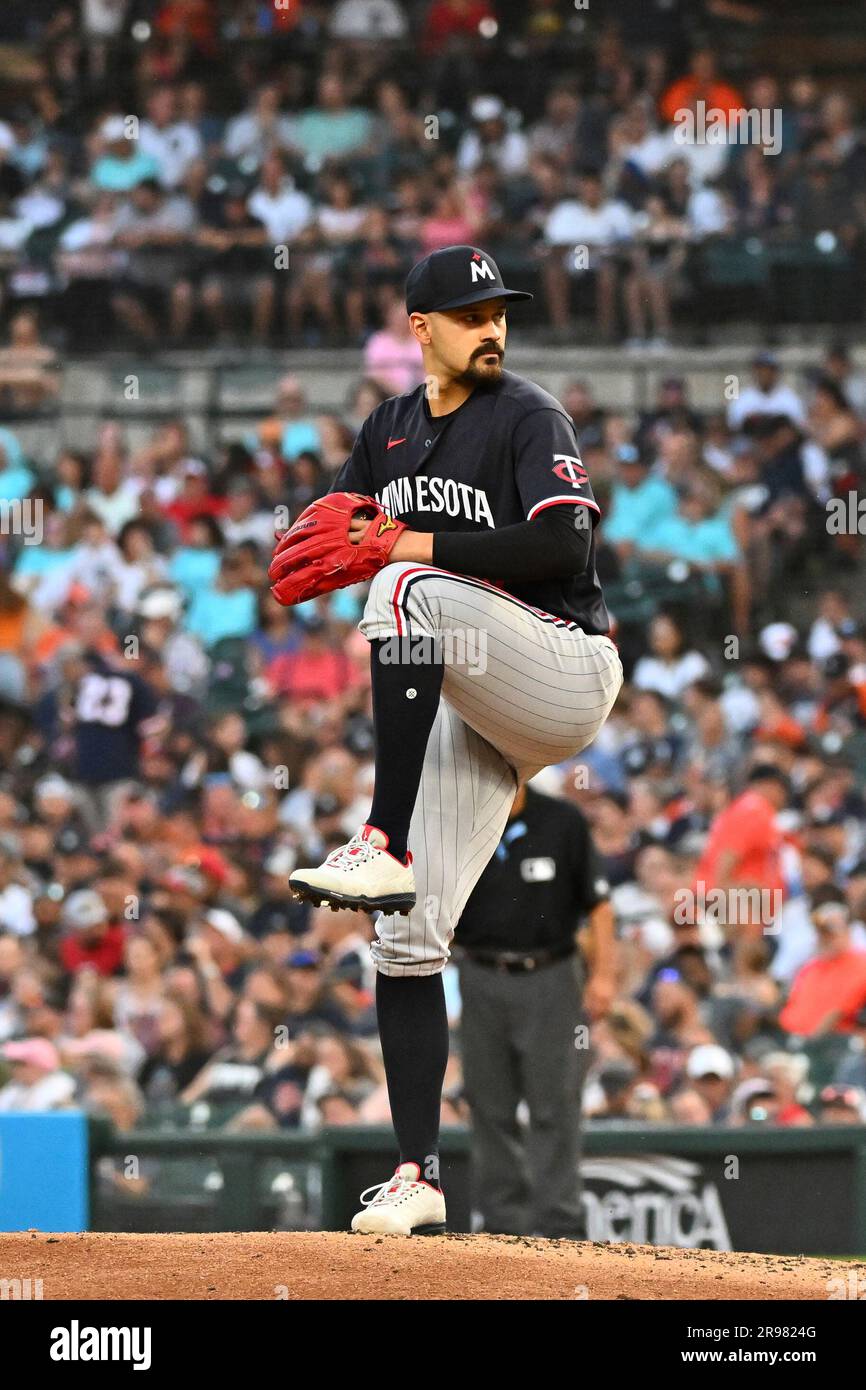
[454,351,504,388]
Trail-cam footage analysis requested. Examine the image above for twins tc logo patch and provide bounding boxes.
[552,453,588,487]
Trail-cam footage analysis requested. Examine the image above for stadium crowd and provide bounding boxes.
[0,0,863,348]
[1,334,866,1148]
[1,2,866,1214]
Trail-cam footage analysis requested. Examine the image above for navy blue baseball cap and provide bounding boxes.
[405,245,533,314]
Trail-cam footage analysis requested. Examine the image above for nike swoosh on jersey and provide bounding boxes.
[386,437,407,449]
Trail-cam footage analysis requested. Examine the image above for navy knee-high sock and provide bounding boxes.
[376,972,449,1187]
[368,636,443,862]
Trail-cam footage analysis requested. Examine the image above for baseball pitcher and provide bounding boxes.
[268,245,623,1235]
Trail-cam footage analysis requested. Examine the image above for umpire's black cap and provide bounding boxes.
[405,245,533,314]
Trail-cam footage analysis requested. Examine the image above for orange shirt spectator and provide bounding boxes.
[781,898,866,1036]
[659,50,744,125]
[780,945,866,1036]
[694,767,788,897]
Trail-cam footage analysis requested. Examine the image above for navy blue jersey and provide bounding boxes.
[73,659,158,784]
[330,370,610,632]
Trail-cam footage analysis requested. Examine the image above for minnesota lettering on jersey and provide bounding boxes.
[376,475,495,527]
[328,370,612,633]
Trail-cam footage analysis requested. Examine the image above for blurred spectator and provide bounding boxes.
[694,763,788,904]
[632,613,710,701]
[659,47,744,126]
[90,115,161,192]
[762,1051,814,1126]
[362,297,424,394]
[329,0,409,42]
[224,85,294,166]
[247,151,313,245]
[822,343,866,417]
[542,169,635,341]
[0,310,58,410]
[191,183,272,344]
[684,1043,736,1122]
[184,549,258,648]
[181,997,278,1107]
[728,353,807,433]
[586,1059,640,1120]
[728,1075,780,1126]
[0,1038,76,1110]
[457,96,529,179]
[818,1084,866,1125]
[779,894,866,1037]
[138,84,203,190]
[603,444,678,556]
[138,993,213,1108]
[111,178,197,344]
[58,889,126,976]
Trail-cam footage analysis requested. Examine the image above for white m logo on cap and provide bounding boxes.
[470,259,495,283]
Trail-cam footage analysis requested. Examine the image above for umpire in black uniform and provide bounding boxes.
[455,782,616,1239]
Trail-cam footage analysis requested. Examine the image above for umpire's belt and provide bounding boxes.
[460,942,575,974]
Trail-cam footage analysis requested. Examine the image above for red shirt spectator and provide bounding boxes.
[162,464,229,540]
[60,924,127,977]
[267,624,353,706]
[423,0,496,55]
[780,902,866,1036]
[694,767,788,898]
[776,1101,814,1126]
[58,890,126,977]
[155,1,217,53]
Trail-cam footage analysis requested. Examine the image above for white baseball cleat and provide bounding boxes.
[289,823,416,914]
[351,1162,446,1236]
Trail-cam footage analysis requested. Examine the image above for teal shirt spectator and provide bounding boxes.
[55,484,80,512]
[636,511,739,565]
[0,464,35,503]
[282,419,322,460]
[292,108,373,162]
[184,586,258,647]
[604,474,678,546]
[91,152,161,191]
[168,547,221,598]
[0,427,33,501]
[242,418,322,460]
[296,585,363,625]
[14,546,74,580]
[694,513,739,564]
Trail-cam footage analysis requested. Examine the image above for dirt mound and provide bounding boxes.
[0,1232,857,1300]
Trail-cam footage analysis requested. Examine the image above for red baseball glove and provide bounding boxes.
[268,491,408,606]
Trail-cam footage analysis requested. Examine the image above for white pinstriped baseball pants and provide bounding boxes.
[358,562,623,976]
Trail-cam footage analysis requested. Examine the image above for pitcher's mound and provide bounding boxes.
[0,1232,858,1300]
